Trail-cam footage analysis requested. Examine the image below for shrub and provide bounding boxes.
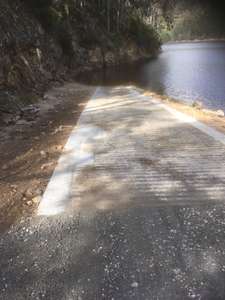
[24,0,74,56]
[127,15,161,53]
[160,29,172,43]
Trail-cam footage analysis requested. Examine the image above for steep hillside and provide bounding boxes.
[0,1,160,115]
[0,1,65,114]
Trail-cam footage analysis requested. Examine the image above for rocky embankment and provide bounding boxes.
[0,1,64,115]
[0,1,155,118]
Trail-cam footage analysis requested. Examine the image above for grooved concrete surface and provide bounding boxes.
[1,86,225,300]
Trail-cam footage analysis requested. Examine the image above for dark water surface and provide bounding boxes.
[78,42,225,111]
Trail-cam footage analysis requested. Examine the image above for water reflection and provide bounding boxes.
[76,42,225,111]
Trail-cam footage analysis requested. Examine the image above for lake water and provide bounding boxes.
[78,41,225,111]
[139,42,225,111]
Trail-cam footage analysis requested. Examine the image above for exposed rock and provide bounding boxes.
[104,52,116,66]
[40,151,47,157]
[89,48,102,65]
[0,0,63,114]
[16,120,29,126]
[35,188,43,196]
[32,195,42,204]
[216,110,225,117]
[51,126,63,135]
[10,184,18,189]
[21,105,40,116]
[2,164,8,170]
[24,188,34,198]
[41,162,53,170]
[131,282,139,288]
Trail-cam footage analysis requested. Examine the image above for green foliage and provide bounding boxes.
[160,29,172,43]
[172,10,207,40]
[159,1,225,42]
[24,0,162,57]
[128,15,161,52]
[47,7,63,26]
[24,0,74,55]
[110,33,123,49]
[26,1,63,30]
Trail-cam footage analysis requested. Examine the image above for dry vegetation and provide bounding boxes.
[144,91,225,134]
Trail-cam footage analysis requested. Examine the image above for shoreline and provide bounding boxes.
[142,90,225,135]
[164,38,225,45]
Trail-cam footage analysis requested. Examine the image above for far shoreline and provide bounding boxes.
[164,38,225,45]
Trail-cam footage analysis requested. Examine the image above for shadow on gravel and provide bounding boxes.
[1,203,225,299]
[1,87,225,299]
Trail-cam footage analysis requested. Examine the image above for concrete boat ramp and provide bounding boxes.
[1,86,225,300]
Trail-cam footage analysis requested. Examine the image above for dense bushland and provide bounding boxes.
[24,0,161,56]
[159,1,225,42]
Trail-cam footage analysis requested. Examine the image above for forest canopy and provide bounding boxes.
[24,0,225,47]
[159,0,225,42]
[22,0,169,57]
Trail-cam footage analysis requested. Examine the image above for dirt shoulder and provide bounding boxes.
[0,82,95,232]
[143,91,225,134]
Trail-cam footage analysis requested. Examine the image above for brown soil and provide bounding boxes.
[0,82,95,232]
[144,91,225,134]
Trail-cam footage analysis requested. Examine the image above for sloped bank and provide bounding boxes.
[0,0,65,115]
[0,1,160,117]
[0,82,95,232]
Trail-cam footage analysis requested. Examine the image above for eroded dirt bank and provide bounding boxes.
[0,82,95,232]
